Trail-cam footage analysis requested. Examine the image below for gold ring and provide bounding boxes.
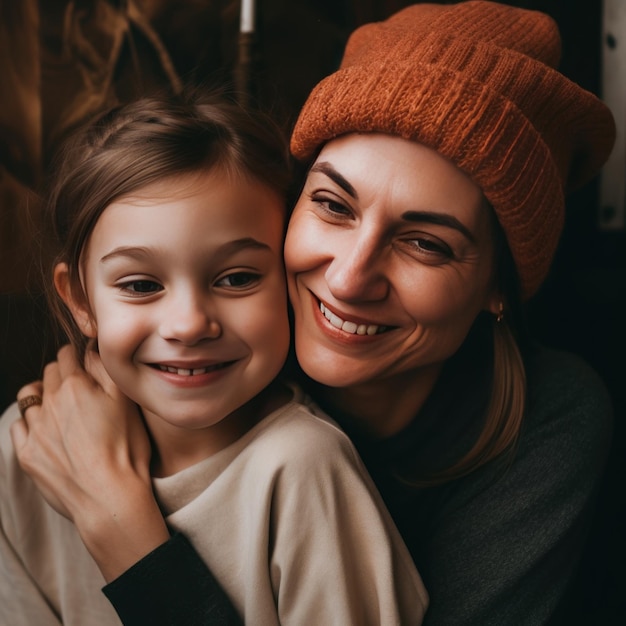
[17,394,43,418]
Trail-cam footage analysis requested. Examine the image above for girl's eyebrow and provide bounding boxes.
[100,246,153,264]
[100,238,271,264]
[401,211,476,243]
[309,162,358,199]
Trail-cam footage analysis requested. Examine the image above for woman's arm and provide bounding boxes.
[11,345,242,625]
[103,533,243,626]
[11,345,169,581]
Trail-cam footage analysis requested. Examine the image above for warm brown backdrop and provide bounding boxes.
[1,1,624,623]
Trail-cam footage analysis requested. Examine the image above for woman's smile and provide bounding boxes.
[319,299,389,336]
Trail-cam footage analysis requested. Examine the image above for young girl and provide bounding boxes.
[0,91,427,625]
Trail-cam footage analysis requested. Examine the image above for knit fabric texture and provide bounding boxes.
[290,1,616,298]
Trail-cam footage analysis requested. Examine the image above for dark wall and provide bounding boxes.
[521,2,626,623]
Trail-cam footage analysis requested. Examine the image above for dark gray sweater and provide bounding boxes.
[103,330,613,625]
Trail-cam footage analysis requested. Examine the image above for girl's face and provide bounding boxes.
[61,171,289,462]
[284,133,500,400]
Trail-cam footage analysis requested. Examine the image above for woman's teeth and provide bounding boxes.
[320,302,385,335]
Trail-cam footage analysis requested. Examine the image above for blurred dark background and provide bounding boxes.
[1,1,623,623]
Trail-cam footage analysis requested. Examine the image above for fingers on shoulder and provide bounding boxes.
[46,345,95,393]
[57,344,83,377]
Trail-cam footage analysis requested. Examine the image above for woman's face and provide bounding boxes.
[284,133,500,392]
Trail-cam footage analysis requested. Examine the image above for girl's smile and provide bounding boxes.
[149,359,240,387]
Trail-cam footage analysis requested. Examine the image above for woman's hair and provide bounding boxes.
[43,88,292,358]
[424,222,528,485]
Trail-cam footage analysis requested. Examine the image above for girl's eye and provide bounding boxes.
[119,280,162,295]
[215,272,260,289]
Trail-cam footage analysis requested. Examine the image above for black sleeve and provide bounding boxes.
[102,532,243,626]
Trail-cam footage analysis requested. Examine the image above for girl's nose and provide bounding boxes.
[159,291,221,345]
[324,237,390,303]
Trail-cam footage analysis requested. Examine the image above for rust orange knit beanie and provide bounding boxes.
[291,1,616,299]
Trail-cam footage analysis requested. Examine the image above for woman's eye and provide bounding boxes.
[215,272,260,289]
[311,194,351,217]
[409,236,453,260]
[120,280,162,294]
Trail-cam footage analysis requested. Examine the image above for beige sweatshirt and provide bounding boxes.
[0,386,427,625]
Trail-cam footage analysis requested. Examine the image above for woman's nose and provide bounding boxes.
[159,291,221,345]
[324,237,390,303]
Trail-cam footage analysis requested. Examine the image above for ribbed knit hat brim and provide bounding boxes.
[291,1,615,299]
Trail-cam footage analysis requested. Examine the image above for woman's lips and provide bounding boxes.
[318,301,388,335]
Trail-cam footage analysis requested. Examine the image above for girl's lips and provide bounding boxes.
[147,360,240,388]
[149,361,238,377]
[317,300,391,336]
[156,363,228,376]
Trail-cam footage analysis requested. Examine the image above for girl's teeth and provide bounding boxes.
[159,365,209,376]
[319,302,384,335]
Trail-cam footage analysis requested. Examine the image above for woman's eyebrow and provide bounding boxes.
[401,211,476,243]
[309,163,475,242]
[309,162,358,199]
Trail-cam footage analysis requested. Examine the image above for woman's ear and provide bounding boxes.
[484,288,504,320]
[54,263,97,338]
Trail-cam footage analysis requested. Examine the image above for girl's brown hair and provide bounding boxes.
[43,88,291,358]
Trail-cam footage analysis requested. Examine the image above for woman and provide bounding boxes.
[10,2,615,624]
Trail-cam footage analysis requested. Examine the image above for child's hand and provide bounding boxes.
[10,344,170,581]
